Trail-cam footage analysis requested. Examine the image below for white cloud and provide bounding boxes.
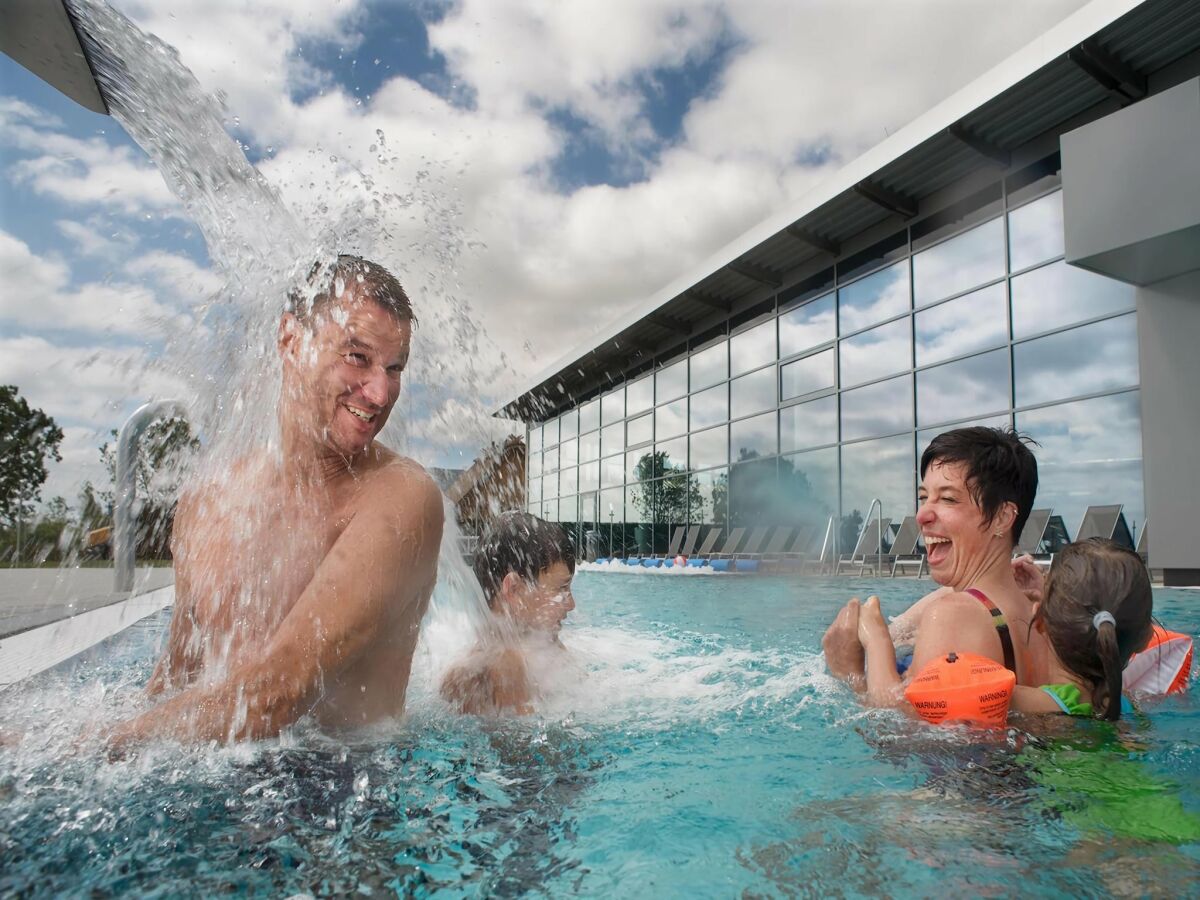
[55,218,137,258]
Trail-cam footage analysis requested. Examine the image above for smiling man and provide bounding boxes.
[107,255,444,750]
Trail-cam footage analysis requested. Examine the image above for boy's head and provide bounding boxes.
[1039,538,1153,719]
[472,512,576,632]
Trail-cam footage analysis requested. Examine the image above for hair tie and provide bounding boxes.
[1092,611,1116,630]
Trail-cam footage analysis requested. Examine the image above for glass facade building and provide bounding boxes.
[523,176,1144,557]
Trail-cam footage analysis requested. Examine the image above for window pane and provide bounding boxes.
[543,470,557,498]
[543,444,559,472]
[559,466,578,496]
[529,424,543,453]
[841,374,913,441]
[559,409,578,441]
[691,468,726,526]
[781,348,835,401]
[730,318,776,376]
[601,421,624,457]
[656,435,688,473]
[780,292,836,358]
[627,449,656,483]
[529,451,542,478]
[1016,392,1144,536]
[579,460,600,493]
[914,282,1007,367]
[917,349,1010,428]
[544,417,559,448]
[690,425,728,470]
[600,487,625,526]
[1011,260,1135,339]
[558,495,577,524]
[528,476,542,503]
[840,317,911,388]
[627,375,654,415]
[559,438,578,468]
[841,434,915,524]
[627,412,653,447]
[656,358,688,402]
[780,447,839,533]
[731,411,777,461]
[730,366,776,417]
[728,455,778,528]
[690,340,728,391]
[600,455,624,488]
[838,261,909,333]
[601,388,625,424]
[579,430,600,461]
[1014,314,1138,408]
[913,217,1005,308]
[579,398,600,434]
[781,395,838,453]
[1008,190,1063,272]
[656,396,689,440]
[690,383,728,431]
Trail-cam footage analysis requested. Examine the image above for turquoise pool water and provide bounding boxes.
[2,573,1198,897]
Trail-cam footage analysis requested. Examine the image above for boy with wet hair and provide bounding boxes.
[441,511,577,715]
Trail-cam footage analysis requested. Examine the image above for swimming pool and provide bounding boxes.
[2,573,1197,896]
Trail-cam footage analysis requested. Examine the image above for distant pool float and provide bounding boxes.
[1124,625,1193,695]
[903,651,1015,728]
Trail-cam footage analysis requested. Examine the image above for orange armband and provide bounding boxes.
[903,651,1015,728]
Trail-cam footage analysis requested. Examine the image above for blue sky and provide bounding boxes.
[0,0,1088,506]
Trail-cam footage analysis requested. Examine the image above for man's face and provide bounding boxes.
[503,561,576,634]
[281,292,411,457]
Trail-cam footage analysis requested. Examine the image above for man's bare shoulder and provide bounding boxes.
[359,448,443,514]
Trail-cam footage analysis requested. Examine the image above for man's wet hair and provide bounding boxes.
[473,511,575,609]
[287,254,416,325]
[920,426,1038,547]
[1039,538,1153,720]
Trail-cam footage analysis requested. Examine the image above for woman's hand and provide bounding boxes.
[822,598,865,690]
[1011,554,1045,605]
[857,596,891,649]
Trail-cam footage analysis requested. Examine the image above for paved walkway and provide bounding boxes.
[0,567,175,638]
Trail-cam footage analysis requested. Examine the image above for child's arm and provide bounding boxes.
[441,648,534,716]
[858,596,908,709]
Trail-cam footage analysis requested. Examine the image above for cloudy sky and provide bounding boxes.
[0,0,1090,506]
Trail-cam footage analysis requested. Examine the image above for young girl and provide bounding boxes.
[857,538,1154,720]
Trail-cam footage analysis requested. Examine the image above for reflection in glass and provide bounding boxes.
[841,433,915,524]
[626,449,652,483]
[559,438,578,468]
[1008,190,1063,272]
[579,398,600,434]
[839,317,911,388]
[544,417,559,448]
[690,425,729,471]
[579,430,600,461]
[840,374,913,441]
[542,469,557,498]
[694,467,729,526]
[656,396,689,439]
[528,476,542,503]
[601,421,624,458]
[731,366,776,417]
[1011,260,1135,339]
[913,217,1004,308]
[690,340,728,391]
[781,395,838,453]
[781,348,835,401]
[559,467,578,496]
[543,444,559,473]
[838,261,909,333]
[914,282,1007,366]
[579,460,600,493]
[529,451,542,478]
[656,435,688,472]
[558,495,577,525]
[730,318,776,376]
[917,349,1010,427]
[690,383,728,431]
[1017,392,1144,535]
[601,387,625,425]
[559,408,578,440]
[627,412,653,447]
[600,455,624,489]
[732,411,777,461]
[917,414,1011,454]
[728,454,778,528]
[629,471,702,548]
[541,500,555,521]
[600,487,625,524]
[1014,314,1138,408]
[780,447,839,537]
[780,292,836,358]
[656,357,688,403]
[529,425,543,454]
[627,375,654,415]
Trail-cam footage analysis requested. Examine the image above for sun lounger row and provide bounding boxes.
[593,522,829,571]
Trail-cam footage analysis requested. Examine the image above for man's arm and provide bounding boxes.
[145,491,200,696]
[108,468,443,750]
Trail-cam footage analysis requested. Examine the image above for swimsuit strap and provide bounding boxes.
[965,587,1018,675]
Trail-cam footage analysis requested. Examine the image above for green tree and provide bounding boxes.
[0,385,63,529]
[627,451,703,527]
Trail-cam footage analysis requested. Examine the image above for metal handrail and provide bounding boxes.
[114,399,189,592]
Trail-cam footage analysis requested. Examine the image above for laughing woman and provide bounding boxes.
[822,427,1053,696]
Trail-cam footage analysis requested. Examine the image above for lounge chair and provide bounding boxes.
[888,516,926,577]
[1135,519,1148,562]
[694,527,723,559]
[679,525,702,557]
[1014,508,1052,557]
[706,527,747,560]
[732,526,773,560]
[757,527,798,571]
[1076,504,1135,549]
[663,526,687,558]
[835,518,891,576]
[801,517,838,574]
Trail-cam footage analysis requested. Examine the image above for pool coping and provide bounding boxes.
[0,585,175,691]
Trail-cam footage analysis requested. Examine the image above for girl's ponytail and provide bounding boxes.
[1091,611,1123,721]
